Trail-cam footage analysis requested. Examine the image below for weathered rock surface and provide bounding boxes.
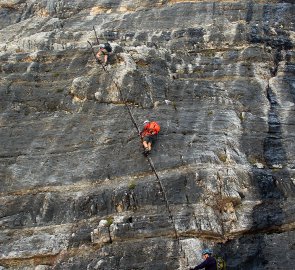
[0,0,295,269]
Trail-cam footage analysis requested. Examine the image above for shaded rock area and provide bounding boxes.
[0,0,295,269]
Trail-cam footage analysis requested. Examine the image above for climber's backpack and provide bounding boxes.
[148,121,160,135]
[104,42,112,53]
[214,256,226,270]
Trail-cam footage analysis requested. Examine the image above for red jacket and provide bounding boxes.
[141,121,160,137]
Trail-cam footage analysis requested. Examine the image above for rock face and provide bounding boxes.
[0,1,295,269]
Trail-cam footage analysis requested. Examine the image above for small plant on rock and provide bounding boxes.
[238,112,244,121]
[128,181,136,190]
[106,216,114,226]
[172,101,177,111]
[218,153,227,163]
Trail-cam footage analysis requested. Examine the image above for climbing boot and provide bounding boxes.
[143,148,150,156]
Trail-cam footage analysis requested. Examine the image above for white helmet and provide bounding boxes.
[143,120,150,124]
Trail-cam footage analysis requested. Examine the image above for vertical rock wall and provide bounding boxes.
[0,1,294,269]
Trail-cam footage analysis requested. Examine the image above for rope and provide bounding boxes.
[88,30,188,265]
[113,71,180,241]
[147,156,180,243]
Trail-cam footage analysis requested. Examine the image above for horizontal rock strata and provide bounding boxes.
[0,1,294,269]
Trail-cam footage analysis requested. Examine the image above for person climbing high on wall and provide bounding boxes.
[96,42,112,65]
[190,249,217,270]
[140,120,160,156]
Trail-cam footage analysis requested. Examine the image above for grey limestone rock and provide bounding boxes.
[0,0,295,269]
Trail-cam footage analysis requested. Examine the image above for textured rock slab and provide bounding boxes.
[0,226,70,259]
[0,0,295,269]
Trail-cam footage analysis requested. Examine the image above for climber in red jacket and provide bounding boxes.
[140,120,160,156]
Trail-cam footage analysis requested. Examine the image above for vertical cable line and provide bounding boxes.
[88,27,186,260]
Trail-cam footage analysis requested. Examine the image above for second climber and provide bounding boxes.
[140,120,160,156]
[96,42,112,65]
